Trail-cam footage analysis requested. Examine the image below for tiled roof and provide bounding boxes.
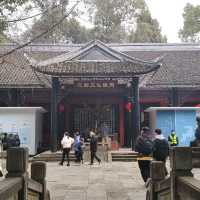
[0,41,200,88]
[124,50,200,88]
[0,52,53,88]
[29,40,161,77]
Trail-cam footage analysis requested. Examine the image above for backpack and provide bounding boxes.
[153,139,169,160]
[136,137,153,155]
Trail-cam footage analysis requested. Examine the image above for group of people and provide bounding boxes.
[59,129,101,166]
[136,127,179,183]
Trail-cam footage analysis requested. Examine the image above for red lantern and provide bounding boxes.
[59,103,65,112]
[125,102,133,112]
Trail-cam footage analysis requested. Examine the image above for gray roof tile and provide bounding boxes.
[0,41,200,88]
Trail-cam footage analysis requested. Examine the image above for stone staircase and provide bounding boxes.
[111,151,138,162]
[32,151,76,162]
[32,148,138,162]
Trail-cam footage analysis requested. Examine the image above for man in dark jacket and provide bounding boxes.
[135,127,153,182]
[90,131,101,165]
[153,129,169,175]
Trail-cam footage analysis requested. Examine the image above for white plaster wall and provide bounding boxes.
[0,107,45,155]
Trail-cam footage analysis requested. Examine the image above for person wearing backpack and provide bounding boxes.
[153,129,169,175]
[135,127,153,183]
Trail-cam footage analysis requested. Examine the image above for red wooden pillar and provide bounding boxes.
[119,101,125,147]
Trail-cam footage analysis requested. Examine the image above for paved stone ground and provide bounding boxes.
[46,162,146,200]
[1,158,200,200]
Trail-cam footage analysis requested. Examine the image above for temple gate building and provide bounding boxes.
[0,40,200,152]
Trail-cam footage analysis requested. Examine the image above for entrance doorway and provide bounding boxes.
[72,104,119,139]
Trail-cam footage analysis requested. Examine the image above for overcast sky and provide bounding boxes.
[145,0,200,43]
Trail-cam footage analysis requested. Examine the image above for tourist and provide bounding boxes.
[0,138,3,177]
[195,116,200,140]
[190,117,200,147]
[59,131,74,166]
[168,130,179,147]
[74,130,83,163]
[153,129,169,175]
[90,130,101,165]
[135,127,153,183]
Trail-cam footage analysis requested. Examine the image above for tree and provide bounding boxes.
[0,0,30,43]
[85,0,138,42]
[0,0,29,14]
[85,0,167,43]
[179,3,200,42]
[129,9,167,43]
[22,0,91,43]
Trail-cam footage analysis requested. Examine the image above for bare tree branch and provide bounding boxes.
[4,4,58,23]
[0,1,80,59]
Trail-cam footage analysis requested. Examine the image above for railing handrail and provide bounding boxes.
[147,147,200,200]
[0,177,22,200]
[177,176,200,193]
[154,177,170,193]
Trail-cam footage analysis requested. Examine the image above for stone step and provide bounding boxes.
[112,156,138,159]
[111,152,138,155]
[111,152,138,162]
[34,153,75,158]
[112,159,137,162]
[32,157,76,162]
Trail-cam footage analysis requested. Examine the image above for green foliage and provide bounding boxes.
[0,0,29,13]
[86,0,166,43]
[179,3,200,42]
[0,0,29,43]
[2,0,167,44]
[129,9,167,43]
[22,0,91,43]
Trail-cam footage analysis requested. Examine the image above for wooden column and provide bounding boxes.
[51,77,60,152]
[119,101,125,147]
[131,77,140,150]
[171,87,178,106]
[8,88,21,106]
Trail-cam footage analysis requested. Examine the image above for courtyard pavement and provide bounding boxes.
[46,161,146,200]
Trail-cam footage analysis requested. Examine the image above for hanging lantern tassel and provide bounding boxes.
[125,102,133,112]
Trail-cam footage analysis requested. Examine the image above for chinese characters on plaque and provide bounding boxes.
[75,81,116,88]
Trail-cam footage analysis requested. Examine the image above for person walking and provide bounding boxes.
[135,127,153,183]
[74,131,84,163]
[153,129,169,175]
[59,131,74,166]
[190,117,200,147]
[168,130,179,147]
[90,130,101,165]
[74,130,81,162]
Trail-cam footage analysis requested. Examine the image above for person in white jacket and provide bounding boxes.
[59,131,74,166]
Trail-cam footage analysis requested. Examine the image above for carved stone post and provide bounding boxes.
[31,161,47,200]
[6,147,29,200]
[146,161,166,200]
[170,147,193,200]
